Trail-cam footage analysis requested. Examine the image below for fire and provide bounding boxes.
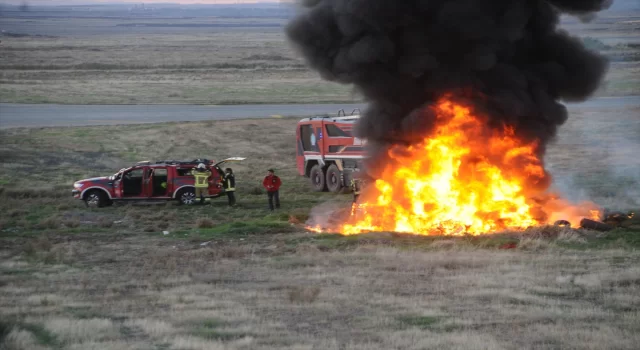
[306,225,324,233]
[336,98,568,236]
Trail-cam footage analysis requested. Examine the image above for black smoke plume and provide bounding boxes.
[286,0,610,174]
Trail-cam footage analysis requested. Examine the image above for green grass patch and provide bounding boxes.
[397,315,442,329]
[20,323,60,347]
[465,234,520,248]
[194,219,295,237]
[201,318,225,329]
[284,232,363,250]
[565,228,640,250]
[190,318,247,341]
[0,319,12,345]
[0,268,38,275]
[191,328,249,341]
[311,234,365,250]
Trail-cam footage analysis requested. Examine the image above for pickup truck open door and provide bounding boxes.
[213,157,247,167]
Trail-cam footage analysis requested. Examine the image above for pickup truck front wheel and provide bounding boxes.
[84,190,111,208]
[177,188,197,205]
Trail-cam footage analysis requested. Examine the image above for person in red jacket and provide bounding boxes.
[262,168,281,211]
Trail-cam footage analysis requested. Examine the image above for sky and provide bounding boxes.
[1,0,288,4]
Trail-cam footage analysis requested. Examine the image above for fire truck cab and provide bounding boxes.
[296,109,366,192]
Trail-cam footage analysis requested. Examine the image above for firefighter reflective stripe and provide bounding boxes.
[350,179,361,194]
[191,170,211,188]
[224,174,236,191]
[195,174,208,187]
[194,174,209,187]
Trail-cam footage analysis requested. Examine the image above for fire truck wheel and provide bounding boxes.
[84,190,111,208]
[325,164,343,193]
[177,188,197,205]
[310,164,327,192]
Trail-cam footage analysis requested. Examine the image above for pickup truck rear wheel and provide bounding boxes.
[177,188,197,205]
[84,190,111,208]
[310,164,327,192]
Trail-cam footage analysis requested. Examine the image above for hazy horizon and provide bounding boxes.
[1,0,637,11]
[0,0,289,5]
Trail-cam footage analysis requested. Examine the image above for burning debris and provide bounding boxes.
[554,210,635,232]
[579,218,614,232]
[577,210,636,232]
[287,0,612,235]
[603,210,635,226]
[554,220,571,228]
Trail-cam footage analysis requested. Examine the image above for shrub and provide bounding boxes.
[288,209,309,224]
[248,186,264,195]
[8,209,28,218]
[196,218,215,229]
[62,219,80,228]
[56,203,73,211]
[288,286,321,303]
[127,209,143,220]
[37,216,60,230]
[97,218,113,228]
[23,235,53,258]
[219,246,248,259]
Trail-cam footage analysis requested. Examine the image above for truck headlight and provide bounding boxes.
[74,183,83,189]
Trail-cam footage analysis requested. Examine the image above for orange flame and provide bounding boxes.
[328,97,596,236]
[306,225,324,233]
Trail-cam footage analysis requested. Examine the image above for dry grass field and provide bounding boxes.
[1,233,639,350]
[1,7,639,349]
[0,13,639,105]
[1,111,640,349]
[0,17,358,105]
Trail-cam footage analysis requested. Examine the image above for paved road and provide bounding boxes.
[0,96,638,129]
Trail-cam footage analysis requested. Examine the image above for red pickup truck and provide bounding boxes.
[72,158,245,207]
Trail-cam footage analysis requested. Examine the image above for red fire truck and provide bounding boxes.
[296,109,367,192]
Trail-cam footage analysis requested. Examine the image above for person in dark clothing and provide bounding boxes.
[262,168,281,211]
[223,168,236,207]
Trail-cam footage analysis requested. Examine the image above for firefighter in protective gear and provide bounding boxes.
[351,171,367,203]
[350,172,366,217]
[351,178,362,204]
[223,168,236,207]
[190,163,211,204]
